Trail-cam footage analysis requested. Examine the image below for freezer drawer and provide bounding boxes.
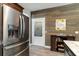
[3,41,29,56]
[16,47,29,56]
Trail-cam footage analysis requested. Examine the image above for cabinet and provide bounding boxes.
[51,35,75,52]
[4,3,24,12]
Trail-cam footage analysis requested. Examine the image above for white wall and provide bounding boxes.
[23,10,30,17]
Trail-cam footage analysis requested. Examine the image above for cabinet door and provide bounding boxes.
[51,36,57,51]
[4,3,24,12]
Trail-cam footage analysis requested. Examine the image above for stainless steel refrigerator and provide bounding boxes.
[0,4,29,56]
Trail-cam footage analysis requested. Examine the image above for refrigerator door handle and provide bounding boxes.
[4,40,29,50]
[19,15,23,39]
[22,15,25,38]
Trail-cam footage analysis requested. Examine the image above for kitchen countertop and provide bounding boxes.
[64,40,79,56]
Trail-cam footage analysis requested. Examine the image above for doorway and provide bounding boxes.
[32,17,45,47]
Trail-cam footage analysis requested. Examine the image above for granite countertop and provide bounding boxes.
[64,40,79,56]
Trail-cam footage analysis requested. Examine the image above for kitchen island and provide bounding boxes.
[64,40,79,56]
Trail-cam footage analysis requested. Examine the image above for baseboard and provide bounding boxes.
[30,43,50,49]
[44,46,50,49]
[29,43,32,46]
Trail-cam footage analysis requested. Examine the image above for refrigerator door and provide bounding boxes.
[22,14,29,41]
[0,5,3,56]
[3,4,20,46]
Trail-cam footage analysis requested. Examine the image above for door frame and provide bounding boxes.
[32,17,45,47]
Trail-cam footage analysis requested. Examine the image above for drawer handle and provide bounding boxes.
[15,46,29,56]
[4,40,29,49]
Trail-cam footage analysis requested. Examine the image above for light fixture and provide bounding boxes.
[75,31,79,34]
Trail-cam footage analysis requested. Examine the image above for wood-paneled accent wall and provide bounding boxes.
[31,3,79,46]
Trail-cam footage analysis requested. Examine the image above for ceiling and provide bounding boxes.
[19,3,71,12]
